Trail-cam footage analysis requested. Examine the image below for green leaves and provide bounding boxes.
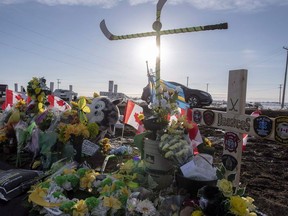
[77,97,90,124]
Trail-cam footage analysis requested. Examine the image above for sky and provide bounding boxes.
[0,0,288,102]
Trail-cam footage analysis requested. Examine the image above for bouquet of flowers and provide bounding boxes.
[143,85,180,138]
[158,115,194,167]
[190,164,259,216]
[26,77,50,113]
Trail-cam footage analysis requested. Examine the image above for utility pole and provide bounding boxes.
[186,76,189,87]
[281,47,288,109]
[57,79,61,89]
[279,84,282,104]
[206,83,209,92]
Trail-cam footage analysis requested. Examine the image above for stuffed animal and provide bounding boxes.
[87,96,122,134]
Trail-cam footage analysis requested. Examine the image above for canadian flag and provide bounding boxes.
[47,95,71,111]
[123,100,144,133]
[1,89,26,110]
[1,89,71,111]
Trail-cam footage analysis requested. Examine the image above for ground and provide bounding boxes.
[112,121,288,216]
[237,138,288,216]
[1,108,287,216]
[197,125,288,216]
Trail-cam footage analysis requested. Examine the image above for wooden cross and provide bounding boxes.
[100,0,228,102]
[192,69,286,186]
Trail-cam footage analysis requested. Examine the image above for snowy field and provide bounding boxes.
[211,101,286,111]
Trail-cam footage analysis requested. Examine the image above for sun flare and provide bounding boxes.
[136,39,160,66]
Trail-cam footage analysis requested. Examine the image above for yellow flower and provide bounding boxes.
[242,196,256,212]
[103,196,122,210]
[101,138,110,145]
[38,102,44,113]
[230,195,248,216]
[80,171,96,189]
[138,113,145,121]
[192,210,203,216]
[63,169,76,175]
[120,187,130,197]
[93,92,100,98]
[100,185,111,194]
[0,130,8,142]
[204,137,212,147]
[73,200,88,216]
[37,94,44,102]
[35,88,41,94]
[119,160,134,174]
[31,186,47,199]
[217,179,233,197]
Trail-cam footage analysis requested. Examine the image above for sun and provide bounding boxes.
[136,38,160,67]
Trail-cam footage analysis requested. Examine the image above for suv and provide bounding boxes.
[141,81,212,108]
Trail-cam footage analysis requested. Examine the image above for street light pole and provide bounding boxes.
[281,47,288,109]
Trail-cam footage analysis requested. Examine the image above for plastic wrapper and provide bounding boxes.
[14,120,29,166]
[24,122,40,159]
[159,133,193,167]
[180,154,217,181]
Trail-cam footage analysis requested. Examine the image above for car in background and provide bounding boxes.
[141,81,213,108]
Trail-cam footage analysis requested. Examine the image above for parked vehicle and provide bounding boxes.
[53,89,77,102]
[141,80,213,108]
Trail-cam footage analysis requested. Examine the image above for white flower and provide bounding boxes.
[175,86,181,92]
[163,91,170,99]
[199,197,208,209]
[126,197,139,213]
[135,199,157,216]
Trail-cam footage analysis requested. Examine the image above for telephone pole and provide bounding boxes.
[57,79,61,89]
[281,47,288,109]
[279,84,282,104]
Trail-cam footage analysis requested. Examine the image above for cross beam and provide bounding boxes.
[100,0,228,102]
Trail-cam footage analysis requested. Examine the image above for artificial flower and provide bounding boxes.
[217,178,233,197]
[229,195,248,216]
[192,210,204,216]
[135,199,157,216]
[73,200,88,216]
[103,196,122,210]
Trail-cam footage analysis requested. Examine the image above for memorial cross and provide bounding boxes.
[192,69,284,186]
[100,0,228,101]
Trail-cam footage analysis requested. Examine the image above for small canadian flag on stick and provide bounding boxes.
[123,100,144,133]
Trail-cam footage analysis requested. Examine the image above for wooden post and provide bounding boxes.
[224,69,247,186]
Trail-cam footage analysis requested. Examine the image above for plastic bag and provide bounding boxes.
[180,154,217,181]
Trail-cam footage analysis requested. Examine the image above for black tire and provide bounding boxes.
[188,95,200,108]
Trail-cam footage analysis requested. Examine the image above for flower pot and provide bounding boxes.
[144,139,174,189]
[143,116,167,132]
